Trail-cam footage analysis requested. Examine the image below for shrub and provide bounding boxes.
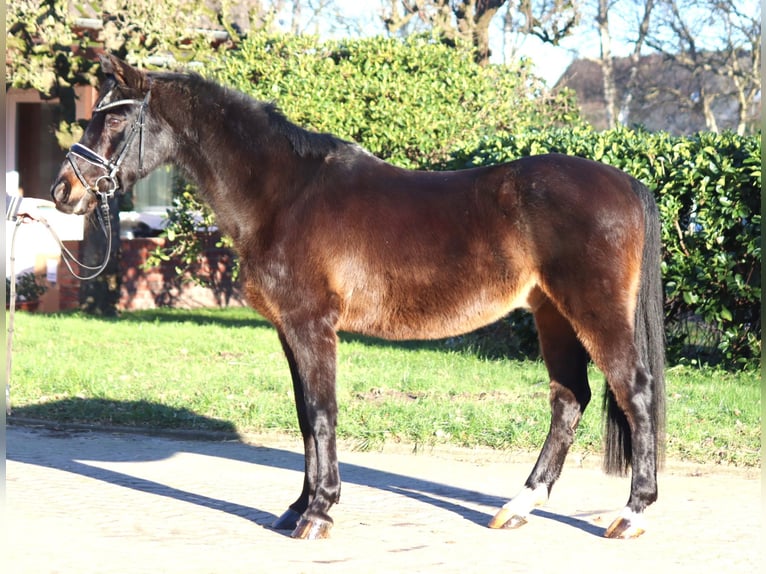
[203,33,582,168]
[6,273,48,304]
[156,34,760,369]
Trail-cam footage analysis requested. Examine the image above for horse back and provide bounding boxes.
[243,152,645,341]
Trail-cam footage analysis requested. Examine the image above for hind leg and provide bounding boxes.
[489,299,590,529]
[573,313,658,538]
[600,356,657,539]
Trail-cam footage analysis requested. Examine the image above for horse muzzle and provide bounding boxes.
[50,175,98,215]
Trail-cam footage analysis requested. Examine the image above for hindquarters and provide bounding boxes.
[514,155,665,475]
[488,155,665,537]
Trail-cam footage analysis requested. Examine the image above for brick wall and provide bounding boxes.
[57,237,246,311]
[57,241,82,310]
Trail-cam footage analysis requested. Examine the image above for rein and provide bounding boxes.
[5,197,115,416]
[45,194,115,281]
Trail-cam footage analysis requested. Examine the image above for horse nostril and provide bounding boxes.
[51,179,71,204]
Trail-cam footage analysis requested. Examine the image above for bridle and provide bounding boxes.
[59,85,152,280]
[66,87,152,200]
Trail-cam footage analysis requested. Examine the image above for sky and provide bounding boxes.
[496,35,587,87]
[313,1,629,86]
[301,0,760,88]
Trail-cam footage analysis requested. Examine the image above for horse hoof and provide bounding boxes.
[488,507,528,530]
[604,510,646,539]
[273,508,302,531]
[291,517,333,540]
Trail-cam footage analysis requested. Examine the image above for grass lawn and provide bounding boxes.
[6,307,761,467]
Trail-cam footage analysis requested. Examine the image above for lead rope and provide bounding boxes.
[6,217,23,415]
[5,193,113,415]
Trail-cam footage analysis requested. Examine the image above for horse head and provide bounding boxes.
[51,55,157,215]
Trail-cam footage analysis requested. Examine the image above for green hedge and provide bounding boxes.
[203,34,581,168]
[448,127,761,368]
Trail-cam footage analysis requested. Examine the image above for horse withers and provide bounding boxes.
[51,55,665,540]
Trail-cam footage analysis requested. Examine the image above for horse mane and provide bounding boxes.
[261,101,346,159]
[152,70,349,160]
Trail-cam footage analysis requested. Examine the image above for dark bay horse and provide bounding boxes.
[51,55,665,540]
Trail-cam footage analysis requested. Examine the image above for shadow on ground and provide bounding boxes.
[7,400,605,538]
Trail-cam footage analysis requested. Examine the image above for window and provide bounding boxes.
[132,165,175,210]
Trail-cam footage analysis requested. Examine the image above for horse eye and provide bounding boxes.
[106,115,125,129]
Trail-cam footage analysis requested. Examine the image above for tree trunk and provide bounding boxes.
[474,7,501,65]
[290,0,302,35]
[617,0,655,126]
[734,89,747,136]
[78,196,121,316]
[701,97,719,132]
[597,0,618,129]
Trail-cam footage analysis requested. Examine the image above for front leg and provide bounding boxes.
[272,334,316,531]
[274,319,341,539]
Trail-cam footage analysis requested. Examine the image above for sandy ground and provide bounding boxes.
[6,423,762,574]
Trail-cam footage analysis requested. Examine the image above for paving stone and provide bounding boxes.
[6,425,761,573]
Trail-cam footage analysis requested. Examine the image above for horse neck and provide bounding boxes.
[156,78,299,230]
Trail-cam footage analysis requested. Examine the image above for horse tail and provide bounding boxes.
[603,179,666,475]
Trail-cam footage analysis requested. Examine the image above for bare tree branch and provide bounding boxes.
[646,0,760,134]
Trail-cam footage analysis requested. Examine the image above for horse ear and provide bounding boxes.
[99,54,146,90]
